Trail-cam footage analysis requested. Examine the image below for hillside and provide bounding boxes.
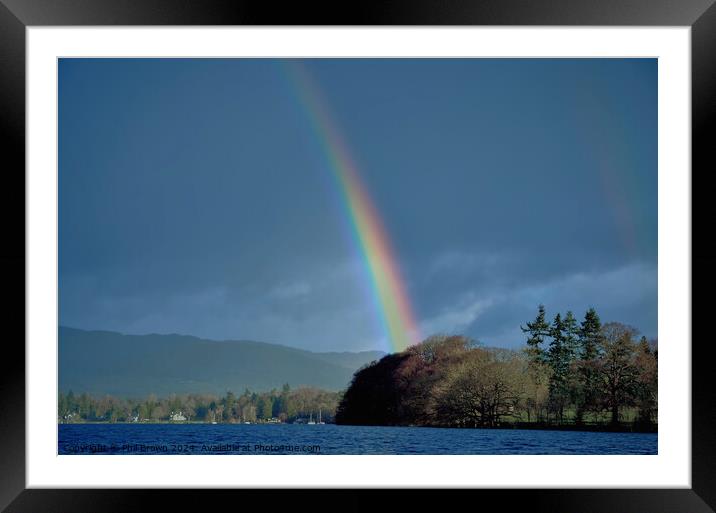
[59,327,384,397]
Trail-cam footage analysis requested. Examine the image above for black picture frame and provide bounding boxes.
[2,1,714,511]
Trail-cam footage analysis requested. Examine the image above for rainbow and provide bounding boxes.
[573,83,653,260]
[282,60,420,353]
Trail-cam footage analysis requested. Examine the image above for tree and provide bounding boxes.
[596,322,641,425]
[574,307,603,422]
[258,396,273,420]
[435,348,522,427]
[521,304,550,365]
[522,359,551,423]
[65,390,76,419]
[223,391,236,422]
[408,334,471,364]
[243,404,257,423]
[634,336,658,427]
[579,307,602,360]
[547,313,571,423]
[78,393,91,419]
[58,392,69,422]
[335,353,410,426]
[272,383,291,418]
[562,311,579,359]
[397,335,474,424]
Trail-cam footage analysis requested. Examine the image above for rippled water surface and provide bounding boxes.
[58,423,656,455]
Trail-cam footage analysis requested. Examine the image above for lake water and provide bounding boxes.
[58,423,657,455]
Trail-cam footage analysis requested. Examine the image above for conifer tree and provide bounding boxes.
[579,307,602,359]
[547,313,566,370]
[547,313,570,422]
[574,307,603,422]
[562,310,581,420]
[638,336,650,354]
[562,311,580,359]
[520,304,551,365]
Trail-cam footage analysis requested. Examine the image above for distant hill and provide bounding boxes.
[59,327,385,397]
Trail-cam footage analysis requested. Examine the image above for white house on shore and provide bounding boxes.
[169,411,187,421]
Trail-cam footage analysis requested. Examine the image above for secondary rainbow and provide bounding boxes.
[283,61,420,353]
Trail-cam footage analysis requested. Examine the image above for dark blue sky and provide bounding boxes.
[59,58,657,352]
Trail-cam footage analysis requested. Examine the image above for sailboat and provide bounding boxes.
[317,409,325,425]
[307,412,316,425]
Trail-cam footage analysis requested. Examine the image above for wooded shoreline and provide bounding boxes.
[58,418,657,434]
[336,306,658,431]
[59,306,657,435]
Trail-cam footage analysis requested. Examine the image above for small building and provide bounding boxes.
[169,411,187,422]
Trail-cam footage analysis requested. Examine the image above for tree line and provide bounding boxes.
[335,306,657,430]
[58,306,657,430]
[58,385,341,424]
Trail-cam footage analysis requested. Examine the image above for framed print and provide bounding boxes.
[2,0,715,511]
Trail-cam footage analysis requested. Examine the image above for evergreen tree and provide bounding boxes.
[579,307,602,359]
[547,313,565,369]
[562,311,581,421]
[521,304,551,365]
[223,391,236,421]
[638,336,650,354]
[574,307,603,422]
[547,313,570,423]
[562,311,579,359]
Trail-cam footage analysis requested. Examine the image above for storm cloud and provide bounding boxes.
[59,58,657,352]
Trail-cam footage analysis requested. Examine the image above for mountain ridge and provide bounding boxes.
[59,326,385,397]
